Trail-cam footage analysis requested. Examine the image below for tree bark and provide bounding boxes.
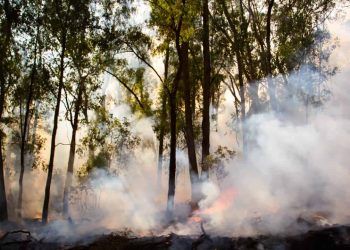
[0,88,8,221]
[63,79,84,217]
[167,43,182,213]
[201,0,211,178]
[42,31,66,224]
[17,28,39,218]
[157,47,169,187]
[266,0,277,111]
[181,42,200,206]
[0,0,16,221]
[167,92,177,212]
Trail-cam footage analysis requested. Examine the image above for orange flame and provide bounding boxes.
[189,187,237,223]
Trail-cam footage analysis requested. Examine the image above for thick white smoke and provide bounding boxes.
[187,15,350,236]
[2,6,350,244]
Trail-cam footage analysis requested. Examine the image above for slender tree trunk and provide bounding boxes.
[63,80,83,217]
[0,0,17,222]
[17,74,34,219]
[167,53,182,213]
[167,93,177,212]
[42,32,66,224]
[266,0,276,111]
[237,51,247,156]
[17,36,38,219]
[201,0,211,178]
[181,42,200,206]
[157,100,165,186]
[82,92,95,161]
[157,48,169,187]
[0,88,8,221]
[245,42,260,116]
[167,6,184,214]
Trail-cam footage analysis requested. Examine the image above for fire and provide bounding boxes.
[189,187,237,223]
[190,215,203,223]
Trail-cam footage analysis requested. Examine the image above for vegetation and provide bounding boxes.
[0,0,342,223]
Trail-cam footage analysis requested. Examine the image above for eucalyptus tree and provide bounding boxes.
[40,0,137,221]
[15,0,47,219]
[61,0,102,217]
[201,0,211,178]
[156,47,170,186]
[41,0,79,224]
[150,0,202,211]
[211,0,339,153]
[0,0,22,221]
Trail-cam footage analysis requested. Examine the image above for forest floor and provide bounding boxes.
[1,223,350,250]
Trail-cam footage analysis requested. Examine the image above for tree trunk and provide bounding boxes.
[18,32,38,218]
[82,91,95,161]
[42,32,66,224]
[167,6,183,214]
[201,0,211,178]
[167,93,177,213]
[266,0,277,111]
[0,88,8,221]
[245,43,260,116]
[237,51,247,156]
[63,80,84,217]
[157,48,169,187]
[0,0,16,222]
[167,51,182,213]
[30,101,40,168]
[181,42,200,206]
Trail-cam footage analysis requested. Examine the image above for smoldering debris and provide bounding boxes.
[2,224,350,250]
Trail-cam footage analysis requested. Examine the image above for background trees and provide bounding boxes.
[0,0,341,222]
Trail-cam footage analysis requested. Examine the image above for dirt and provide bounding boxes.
[1,225,350,250]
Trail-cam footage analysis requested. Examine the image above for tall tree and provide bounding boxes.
[42,0,71,224]
[150,0,203,212]
[17,0,43,218]
[0,0,21,221]
[157,47,170,187]
[201,0,211,177]
[181,41,200,206]
[265,0,276,111]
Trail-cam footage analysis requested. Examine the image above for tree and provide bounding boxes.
[181,41,200,206]
[41,0,72,224]
[0,0,21,221]
[150,0,203,212]
[157,47,170,186]
[212,0,338,154]
[201,0,211,177]
[16,0,45,219]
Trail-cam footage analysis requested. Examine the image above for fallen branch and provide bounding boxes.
[0,230,31,241]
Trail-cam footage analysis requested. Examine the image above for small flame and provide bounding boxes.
[189,187,237,223]
[189,215,203,223]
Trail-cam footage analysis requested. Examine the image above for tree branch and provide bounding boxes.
[105,69,145,111]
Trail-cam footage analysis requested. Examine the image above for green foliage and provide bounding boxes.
[77,103,140,178]
[124,67,153,116]
[206,146,236,181]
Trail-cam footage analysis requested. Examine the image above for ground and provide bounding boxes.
[1,224,350,250]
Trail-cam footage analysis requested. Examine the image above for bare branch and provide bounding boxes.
[105,69,146,111]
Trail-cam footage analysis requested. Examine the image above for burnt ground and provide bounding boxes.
[1,225,350,250]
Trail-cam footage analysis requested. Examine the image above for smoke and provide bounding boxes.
[2,7,350,245]
[188,18,350,236]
